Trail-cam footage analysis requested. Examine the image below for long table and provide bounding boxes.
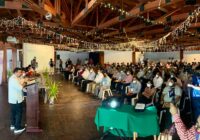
[94,105,159,138]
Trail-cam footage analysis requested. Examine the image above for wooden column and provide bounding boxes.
[180,49,183,62]
[12,47,17,70]
[2,44,7,83]
[132,51,136,64]
[99,52,104,65]
[54,49,57,72]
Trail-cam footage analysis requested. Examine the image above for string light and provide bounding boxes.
[152,6,200,46]
[100,2,165,25]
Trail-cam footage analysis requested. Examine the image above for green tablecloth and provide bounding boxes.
[94,105,160,137]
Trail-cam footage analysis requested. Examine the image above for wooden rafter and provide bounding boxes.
[74,0,83,17]
[104,12,189,37]
[72,0,102,25]
[0,1,32,10]
[55,0,61,15]
[94,0,183,31]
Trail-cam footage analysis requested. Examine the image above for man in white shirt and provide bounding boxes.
[81,68,96,92]
[87,69,104,94]
[153,72,163,89]
[8,68,25,134]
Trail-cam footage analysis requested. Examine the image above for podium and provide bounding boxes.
[26,82,42,132]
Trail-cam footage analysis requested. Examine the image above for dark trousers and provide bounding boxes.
[160,108,172,132]
[81,80,93,92]
[137,95,152,104]
[116,83,130,95]
[111,81,119,90]
[10,103,23,130]
[123,94,137,104]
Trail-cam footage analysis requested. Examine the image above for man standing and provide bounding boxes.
[8,68,25,134]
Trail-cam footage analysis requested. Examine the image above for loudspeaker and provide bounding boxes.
[185,0,196,5]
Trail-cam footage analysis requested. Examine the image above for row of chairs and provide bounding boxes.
[69,72,113,100]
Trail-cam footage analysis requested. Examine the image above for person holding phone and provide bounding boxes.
[170,103,200,140]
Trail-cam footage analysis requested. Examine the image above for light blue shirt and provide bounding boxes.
[100,76,111,87]
[129,81,142,94]
[8,74,24,104]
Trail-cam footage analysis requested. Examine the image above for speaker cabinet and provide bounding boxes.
[185,0,196,5]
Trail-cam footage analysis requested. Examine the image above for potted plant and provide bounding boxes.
[48,81,59,104]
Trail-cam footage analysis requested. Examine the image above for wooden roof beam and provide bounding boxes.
[104,12,189,37]
[95,0,183,30]
[72,0,101,25]
[0,1,32,10]
[143,22,200,35]
[74,0,83,17]
[55,0,61,15]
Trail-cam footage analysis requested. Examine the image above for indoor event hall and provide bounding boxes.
[0,0,200,140]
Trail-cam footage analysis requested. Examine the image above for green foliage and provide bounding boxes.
[48,81,60,99]
[42,68,60,100]
[7,70,13,79]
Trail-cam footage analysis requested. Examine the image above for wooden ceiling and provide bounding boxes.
[0,0,200,47]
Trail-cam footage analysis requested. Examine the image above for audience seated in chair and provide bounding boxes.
[124,77,141,104]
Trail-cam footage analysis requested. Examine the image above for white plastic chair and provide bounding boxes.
[102,89,113,100]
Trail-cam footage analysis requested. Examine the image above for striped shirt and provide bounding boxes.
[173,114,195,140]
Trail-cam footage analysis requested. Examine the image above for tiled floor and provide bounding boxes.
[0,77,102,140]
[0,75,155,140]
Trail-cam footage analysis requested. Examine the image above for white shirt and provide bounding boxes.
[82,69,90,80]
[153,76,163,89]
[137,70,145,79]
[94,72,104,83]
[8,74,24,104]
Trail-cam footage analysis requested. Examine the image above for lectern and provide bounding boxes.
[26,82,42,132]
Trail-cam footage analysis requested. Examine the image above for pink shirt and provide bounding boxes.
[173,114,195,140]
[124,75,133,83]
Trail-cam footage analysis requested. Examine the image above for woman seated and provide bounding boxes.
[137,81,156,104]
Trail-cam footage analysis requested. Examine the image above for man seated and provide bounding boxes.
[87,69,104,94]
[111,70,126,91]
[167,73,183,88]
[77,67,89,86]
[137,81,156,104]
[74,67,84,84]
[153,72,163,90]
[124,77,141,104]
[116,71,133,94]
[160,77,182,131]
[162,77,182,107]
[137,68,145,79]
[95,72,111,99]
[81,68,96,92]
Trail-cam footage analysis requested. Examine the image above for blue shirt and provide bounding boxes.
[8,74,23,104]
[100,76,111,87]
[129,81,142,94]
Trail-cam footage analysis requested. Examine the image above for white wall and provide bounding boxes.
[144,51,180,62]
[104,51,132,64]
[56,51,89,67]
[23,43,54,72]
[184,51,200,63]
